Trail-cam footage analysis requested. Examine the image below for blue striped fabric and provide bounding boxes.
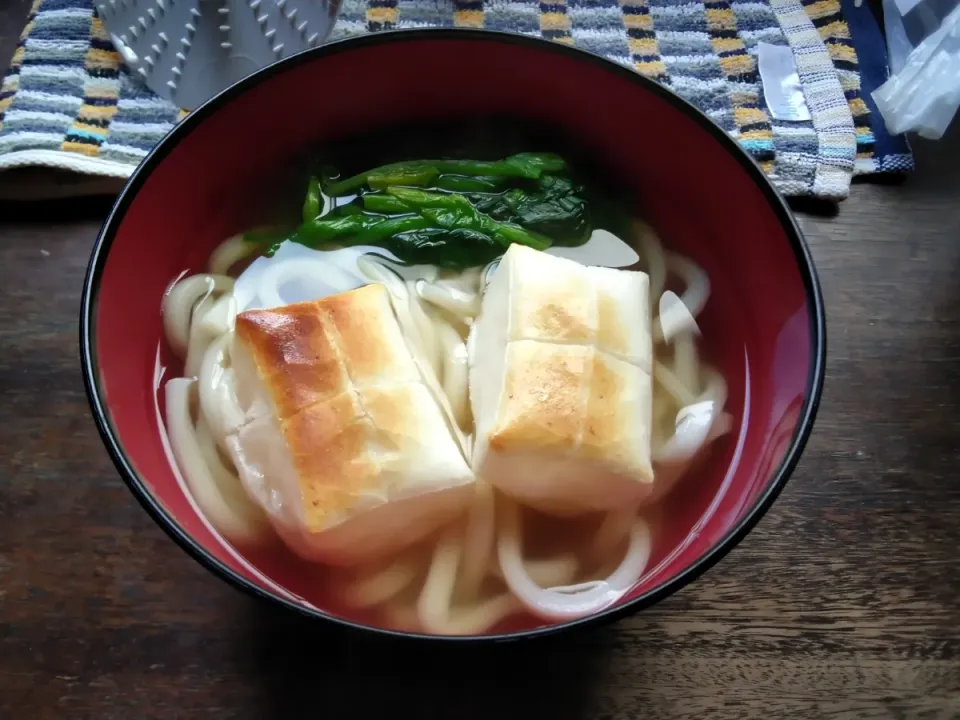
[0,0,913,200]
[836,0,914,174]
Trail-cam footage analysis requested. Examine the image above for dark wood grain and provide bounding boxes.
[0,0,30,76]
[2,9,960,720]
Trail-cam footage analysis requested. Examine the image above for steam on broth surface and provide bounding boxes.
[159,124,732,634]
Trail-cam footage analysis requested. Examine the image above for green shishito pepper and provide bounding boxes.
[324,152,568,196]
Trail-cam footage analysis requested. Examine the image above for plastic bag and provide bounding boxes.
[872,0,960,139]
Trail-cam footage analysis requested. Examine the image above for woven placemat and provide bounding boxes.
[0,0,911,201]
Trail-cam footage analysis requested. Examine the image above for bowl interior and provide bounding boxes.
[86,32,820,637]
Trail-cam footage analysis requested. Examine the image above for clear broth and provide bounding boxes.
[156,119,742,635]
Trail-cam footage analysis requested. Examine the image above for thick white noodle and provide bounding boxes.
[635,220,667,302]
[459,482,496,598]
[489,553,579,588]
[341,556,421,609]
[481,260,500,291]
[407,280,442,377]
[418,525,523,635]
[164,378,270,546]
[438,267,482,294]
[666,252,710,324]
[416,279,480,320]
[231,243,393,312]
[651,253,725,466]
[208,234,260,276]
[162,274,234,359]
[357,258,436,364]
[195,417,246,501]
[673,332,700,397]
[438,323,470,431]
[417,525,462,633]
[654,361,698,407]
[440,594,523,635]
[356,256,470,456]
[198,332,245,452]
[659,290,701,345]
[497,499,652,621]
[161,223,734,634]
[256,257,360,310]
[655,369,729,464]
[177,285,236,381]
[183,295,219,379]
[196,293,236,336]
[589,508,636,562]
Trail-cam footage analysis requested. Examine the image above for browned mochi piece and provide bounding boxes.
[470,244,653,516]
[227,283,474,565]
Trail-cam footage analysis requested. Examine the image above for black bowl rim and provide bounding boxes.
[80,28,827,643]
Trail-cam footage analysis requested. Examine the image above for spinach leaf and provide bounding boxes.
[283,153,590,268]
[388,228,503,269]
[433,174,506,193]
[324,153,568,196]
[470,174,590,246]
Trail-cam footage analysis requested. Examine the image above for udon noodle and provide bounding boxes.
[160,218,731,634]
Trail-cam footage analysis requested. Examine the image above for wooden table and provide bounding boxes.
[2,13,960,720]
[1,138,957,719]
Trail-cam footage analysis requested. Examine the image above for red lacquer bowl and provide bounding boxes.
[80,30,826,641]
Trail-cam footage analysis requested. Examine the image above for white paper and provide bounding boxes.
[757,42,812,122]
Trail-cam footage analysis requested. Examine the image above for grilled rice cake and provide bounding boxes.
[470,244,653,516]
[227,283,474,565]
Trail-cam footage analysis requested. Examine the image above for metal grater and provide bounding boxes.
[97,0,341,110]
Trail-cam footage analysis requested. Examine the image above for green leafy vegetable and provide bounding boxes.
[500,152,567,178]
[387,187,473,210]
[324,153,568,196]
[335,202,365,216]
[388,188,552,251]
[470,174,590,246]
[302,176,322,223]
[367,165,439,190]
[294,212,428,246]
[293,213,367,244]
[278,152,591,268]
[362,194,411,214]
[296,197,549,252]
[387,228,502,269]
[353,214,434,244]
[433,174,506,193]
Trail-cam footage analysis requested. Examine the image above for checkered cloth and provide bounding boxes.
[0,0,912,201]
